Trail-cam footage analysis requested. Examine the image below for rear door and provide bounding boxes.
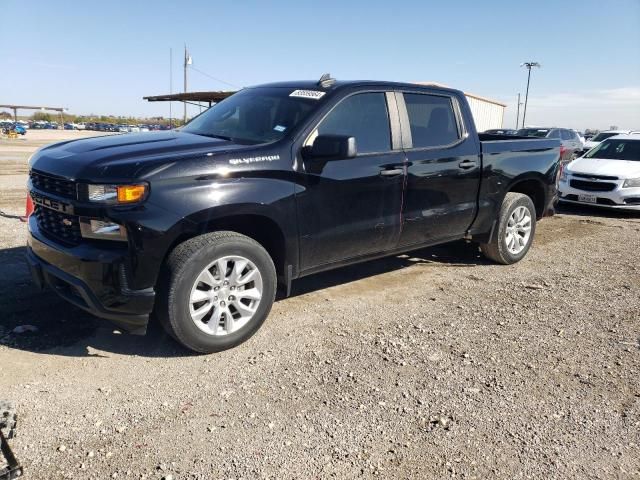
[296,91,406,271]
[397,90,482,246]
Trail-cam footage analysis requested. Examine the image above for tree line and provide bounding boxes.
[1,111,184,126]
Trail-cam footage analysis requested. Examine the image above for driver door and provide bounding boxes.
[295,91,406,272]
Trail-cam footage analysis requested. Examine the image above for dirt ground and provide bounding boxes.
[0,131,639,479]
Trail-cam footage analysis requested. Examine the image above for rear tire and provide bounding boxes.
[480,192,536,265]
[156,231,276,353]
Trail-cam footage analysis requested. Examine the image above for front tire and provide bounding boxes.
[480,192,536,265]
[156,231,276,353]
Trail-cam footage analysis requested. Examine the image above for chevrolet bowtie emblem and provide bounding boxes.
[62,218,73,227]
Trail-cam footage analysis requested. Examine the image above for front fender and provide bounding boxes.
[139,175,299,283]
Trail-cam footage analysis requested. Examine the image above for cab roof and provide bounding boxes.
[250,80,464,97]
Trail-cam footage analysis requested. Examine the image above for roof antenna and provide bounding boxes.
[317,73,336,88]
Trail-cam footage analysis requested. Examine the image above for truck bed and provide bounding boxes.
[468,135,561,238]
[478,134,560,154]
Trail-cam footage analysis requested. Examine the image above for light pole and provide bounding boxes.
[515,93,523,130]
[184,45,192,124]
[520,62,541,129]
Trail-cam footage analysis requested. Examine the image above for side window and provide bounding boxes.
[403,93,460,148]
[548,130,561,139]
[311,92,391,154]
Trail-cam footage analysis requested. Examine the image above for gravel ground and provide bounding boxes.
[0,132,639,479]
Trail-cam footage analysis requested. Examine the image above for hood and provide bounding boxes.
[568,156,640,179]
[29,131,252,181]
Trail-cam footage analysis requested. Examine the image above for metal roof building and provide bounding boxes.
[464,93,507,132]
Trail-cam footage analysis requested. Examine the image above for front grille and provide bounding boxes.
[569,179,617,192]
[34,205,82,245]
[572,173,618,181]
[30,170,76,199]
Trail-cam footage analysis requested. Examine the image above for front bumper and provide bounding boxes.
[26,216,155,334]
[558,178,640,211]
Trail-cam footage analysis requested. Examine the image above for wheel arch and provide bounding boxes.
[164,205,296,290]
[505,174,548,219]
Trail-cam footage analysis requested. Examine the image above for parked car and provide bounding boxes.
[582,130,633,154]
[118,125,129,133]
[128,125,140,133]
[483,129,518,135]
[559,135,640,210]
[0,122,26,135]
[517,127,581,162]
[26,78,560,353]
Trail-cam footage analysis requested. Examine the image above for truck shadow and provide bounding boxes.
[288,240,486,298]
[0,241,485,358]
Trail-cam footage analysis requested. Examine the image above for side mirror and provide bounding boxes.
[304,135,357,160]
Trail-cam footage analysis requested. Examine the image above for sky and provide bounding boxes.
[1,0,639,130]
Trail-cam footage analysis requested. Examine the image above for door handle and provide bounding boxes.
[380,168,404,177]
[458,160,477,170]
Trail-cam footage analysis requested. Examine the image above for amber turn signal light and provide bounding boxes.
[116,184,147,203]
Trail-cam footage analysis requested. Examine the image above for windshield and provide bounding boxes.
[585,139,640,161]
[591,132,621,142]
[517,128,550,138]
[182,87,321,144]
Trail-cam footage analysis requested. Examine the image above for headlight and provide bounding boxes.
[79,218,127,241]
[623,178,640,188]
[82,183,148,204]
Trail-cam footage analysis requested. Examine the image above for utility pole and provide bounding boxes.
[520,62,541,129]
[183,45,191,124]
[515,93,522,130]
[169,48,173,129]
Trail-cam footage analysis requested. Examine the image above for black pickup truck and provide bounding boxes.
[26,77,560,353]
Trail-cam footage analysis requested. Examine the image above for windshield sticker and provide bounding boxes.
[290,90,326,100]
[229,154,280,166]
[273,125,286,132]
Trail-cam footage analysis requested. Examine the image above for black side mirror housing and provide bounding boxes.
[304,135,357,160]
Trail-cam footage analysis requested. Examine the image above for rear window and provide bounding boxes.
[517,128,550,138]
[585,139,640,161]
[403,93,460,148]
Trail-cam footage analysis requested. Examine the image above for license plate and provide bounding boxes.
[30,192,74,214]
[578,194,597,204]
